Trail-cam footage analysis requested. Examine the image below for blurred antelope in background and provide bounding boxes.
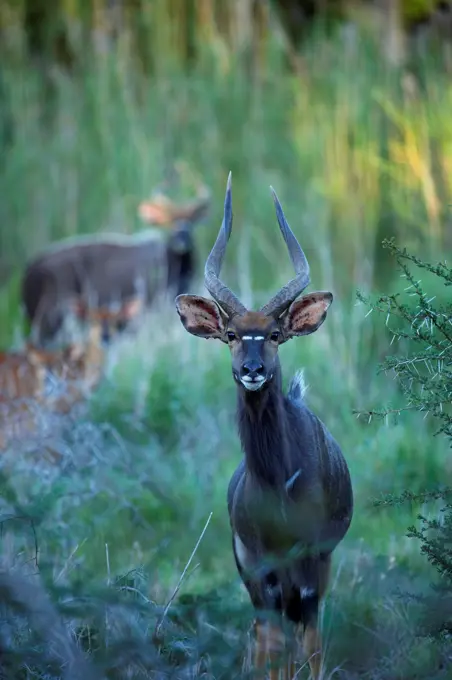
[70,295,144,345]
[0,297,136,451]
[176,175,353,679]
[0,342,93,453]
[21,165,211,346]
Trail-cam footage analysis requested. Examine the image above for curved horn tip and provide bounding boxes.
[225,172,232,200]
[269,185,282,207]
[223,172,233,234]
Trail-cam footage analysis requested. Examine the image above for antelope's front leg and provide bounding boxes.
[285,632,297,680]
[253,618,287,679]
[252,618,268,673]
[282,609,322,679]
[279,621,321,680]
[302,621,322,680]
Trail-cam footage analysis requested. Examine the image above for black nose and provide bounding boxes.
[242,360,264,376]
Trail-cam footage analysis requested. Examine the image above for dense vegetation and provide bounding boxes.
[1,3,451,678]
[358,240,452,660]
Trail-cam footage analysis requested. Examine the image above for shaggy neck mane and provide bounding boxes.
[236,357,291,488]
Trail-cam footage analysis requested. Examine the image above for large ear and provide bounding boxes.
[175,294,227,341]
[282,292,333,339]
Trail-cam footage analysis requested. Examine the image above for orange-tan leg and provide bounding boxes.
[253,619,299,679]
[283,624,299,680]
[302,554,330,680]
[253,619,268,674]
[268,620,286,680]
[303,621,322,680]
[285,651,296,679]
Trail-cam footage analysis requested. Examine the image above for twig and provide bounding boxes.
[105,543,111,649]
[353,405,419,419]
[118,585,156,605]
[154,511,213,641]
[55,539,86,583]
[105,543,111,586]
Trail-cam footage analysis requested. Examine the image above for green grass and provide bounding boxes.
[1,15,452,680]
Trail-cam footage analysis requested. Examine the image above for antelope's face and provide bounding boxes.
[175,171,333,394]
[175,294,332,393]
[226,312,281,391]
[138,174,210,258]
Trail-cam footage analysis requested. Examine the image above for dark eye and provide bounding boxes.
[227,331,236,342]
[270,331,280,342]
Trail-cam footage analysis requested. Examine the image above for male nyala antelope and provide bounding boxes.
[176,174,353,679]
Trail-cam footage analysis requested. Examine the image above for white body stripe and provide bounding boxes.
[234,534,256,573]
[242,335,265,341]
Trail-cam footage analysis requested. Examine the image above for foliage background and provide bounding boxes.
[0,1,451,678]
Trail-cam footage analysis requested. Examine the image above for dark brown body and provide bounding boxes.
[228,359,353,625]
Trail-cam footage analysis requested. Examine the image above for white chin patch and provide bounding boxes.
[241,377,266,391]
